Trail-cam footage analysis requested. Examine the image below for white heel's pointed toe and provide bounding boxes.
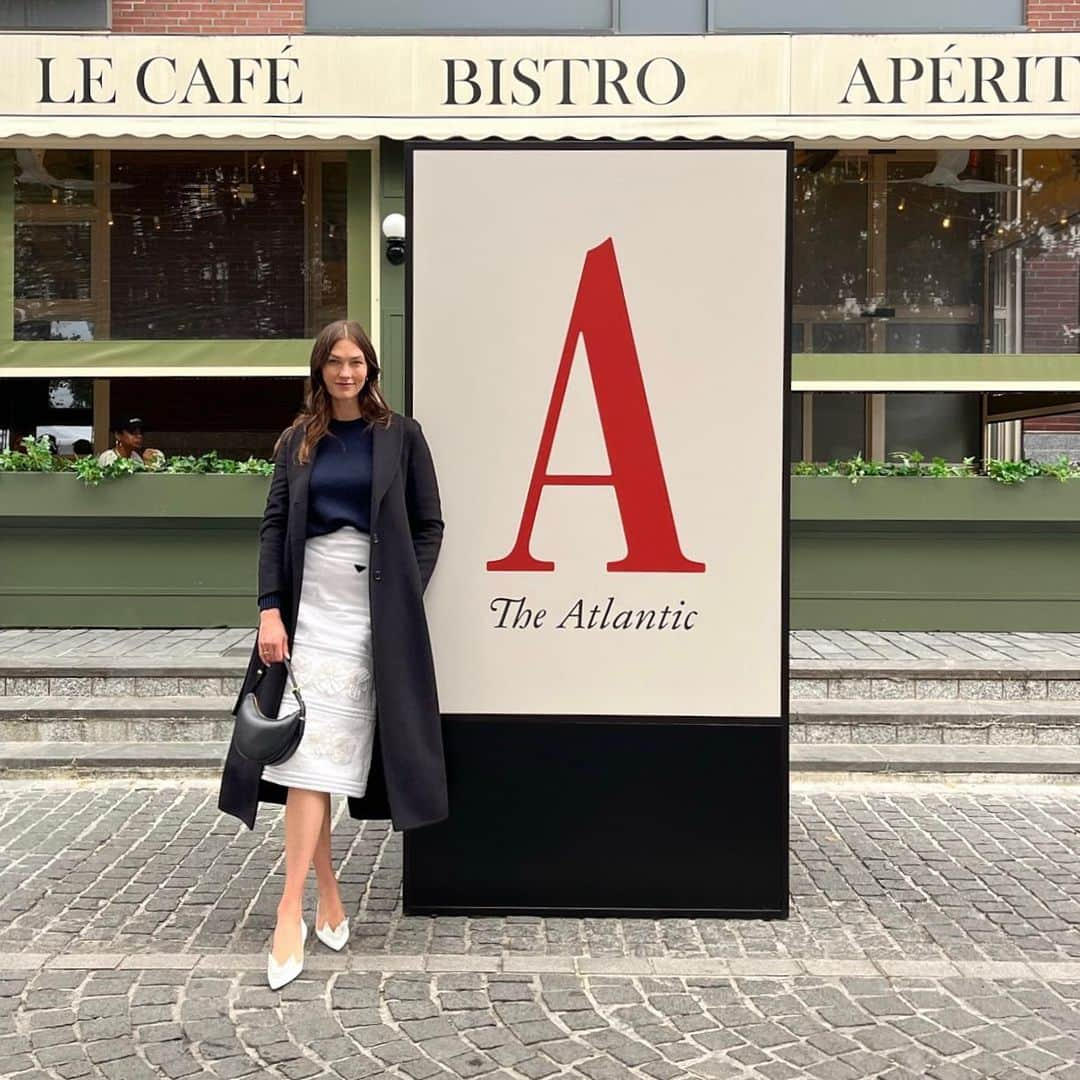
[267,916,307,990]
[315,900,350,951]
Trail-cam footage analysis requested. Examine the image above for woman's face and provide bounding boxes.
[322,339,368,404]
[119,428,143,451]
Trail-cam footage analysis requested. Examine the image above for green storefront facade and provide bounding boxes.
[4,30,1080,631]
[5,472,1080,630]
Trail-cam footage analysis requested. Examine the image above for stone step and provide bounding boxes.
[0,655,243,675]
[790,744,1080,776]
[4,694,1080,744]
[790,665,1080,703]
[792,698,1080,745]
[0,696,236,741]
[0,741,1076,779]
[0,667,244,697]
[5,655,1080,701]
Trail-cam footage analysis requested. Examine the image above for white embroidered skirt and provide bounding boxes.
[261,525,377,799]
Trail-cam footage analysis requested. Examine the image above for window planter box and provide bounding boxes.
[791,476,1080,631]
[2,473,1080,630]
[0,473,268,628]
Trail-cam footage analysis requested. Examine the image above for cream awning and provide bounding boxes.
[2,31,1080,143]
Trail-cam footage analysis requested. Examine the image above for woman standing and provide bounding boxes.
[217,319,447,990]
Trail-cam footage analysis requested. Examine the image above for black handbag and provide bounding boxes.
[233,657,306,765]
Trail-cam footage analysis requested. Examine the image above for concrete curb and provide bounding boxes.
[1,741,1079,777]
[4,654,1080,680]
[790,658,1080,678]
[7,950,1080,981]
[790,743,1080,772]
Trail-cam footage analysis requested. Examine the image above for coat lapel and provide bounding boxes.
[371,415,404,515]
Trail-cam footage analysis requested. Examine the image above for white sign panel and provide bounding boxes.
[412,145,788,718]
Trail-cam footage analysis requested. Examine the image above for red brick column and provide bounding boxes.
[1023,251,1080,354]
[112,1,304,33]
[1022,251,1080,441]
[1027,1,1080,28]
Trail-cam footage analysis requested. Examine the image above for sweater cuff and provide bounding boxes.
[258,592,282,612]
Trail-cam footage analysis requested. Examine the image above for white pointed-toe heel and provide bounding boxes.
[267,915,307,990]
[314,900,349,951]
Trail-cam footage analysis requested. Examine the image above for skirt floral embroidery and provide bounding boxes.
[261,526,377,798]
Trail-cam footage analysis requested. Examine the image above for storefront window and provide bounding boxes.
[884,161,987,311]
[15,223,92,301]
[811,392,865,462]
[307,0,613,32]
[794,152,867,325]
[310,159,348,332]
[109,376,305,459]
[13,149,95,206]
[14,149,103,340]
[710,0,1022,31]
[1011,150,1080,355]
[13,149,348,341]
[979,150,1080,461]
[885,393,980,462]
[0,1,108,28]
[111,151,306,338]
[15,319,96,342]
[793,147,1012,461]
[0,378,94,455]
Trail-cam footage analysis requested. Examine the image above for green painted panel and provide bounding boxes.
[791,476,1080,522]
[346,149,373,333]
[0,150,11,342]
[0,522,257,628]
[6,474,1080,629]
[794,352,1080,388]
[0,338,313,375]
[379,139,406,412]
[0,594,253,628]
[0,474,270,518]
[791,522,1080,631]
[790,599,1080,633]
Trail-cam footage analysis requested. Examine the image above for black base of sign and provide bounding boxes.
[403,716,789,918]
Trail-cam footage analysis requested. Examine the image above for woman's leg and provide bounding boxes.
[271,786,324,964]
[311,792,347,929]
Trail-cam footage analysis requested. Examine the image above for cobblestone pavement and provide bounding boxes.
[7,628,1080,665]
[0,780,1078,1079]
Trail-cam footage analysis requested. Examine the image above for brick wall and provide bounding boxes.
[112,1,304,34]
[1026,415,1080,430]
[1022,251,1080,354]
[1027,1,1080,29]
[1021,251,1080,433]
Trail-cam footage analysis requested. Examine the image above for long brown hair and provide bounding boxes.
[274,320,394,464]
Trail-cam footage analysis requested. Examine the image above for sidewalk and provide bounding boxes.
[2,631,1080,1078]
[0,778,1078,1080]
[7,627,1080,662]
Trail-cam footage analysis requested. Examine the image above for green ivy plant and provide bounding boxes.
[0,436,275,486]
[794,451,1079,485]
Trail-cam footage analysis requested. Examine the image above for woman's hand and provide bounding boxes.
[257,609,291,665]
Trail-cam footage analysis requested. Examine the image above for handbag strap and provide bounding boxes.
[282,657,305,716]
[252,656,306,717]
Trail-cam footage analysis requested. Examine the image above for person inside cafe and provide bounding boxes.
[98,417,146,466]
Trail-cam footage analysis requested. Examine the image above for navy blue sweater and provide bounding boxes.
[258,416,373,612]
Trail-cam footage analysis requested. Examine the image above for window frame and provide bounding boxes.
[705,0,1024,34]
[304,0,617,35]
[0,0,110,30]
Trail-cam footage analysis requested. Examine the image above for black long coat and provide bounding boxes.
[217,412,447,832]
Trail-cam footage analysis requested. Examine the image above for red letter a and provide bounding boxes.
[488,238,705,573]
